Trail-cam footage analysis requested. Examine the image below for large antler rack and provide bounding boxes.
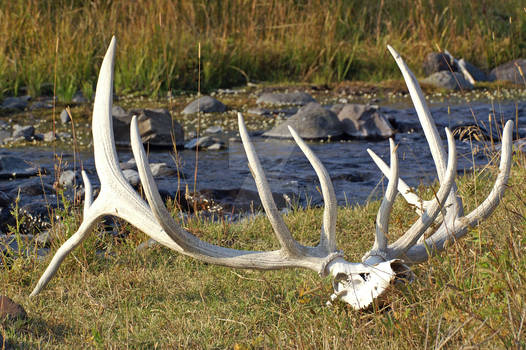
[29,37,513,311]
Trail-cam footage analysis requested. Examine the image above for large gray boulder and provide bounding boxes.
[113,107,184,148]
[264,102,343,139]
[182,96,226,114]
[423,71,473,90]
[336,104,394,139]
[423,52,455,76]
[489,59,526,84]
[256,91,316,106]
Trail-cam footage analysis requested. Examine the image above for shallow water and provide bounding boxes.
[1,100,524,216]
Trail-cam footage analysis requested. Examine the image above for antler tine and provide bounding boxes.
[132,114,334,271]
[460,120,513,227]
[387,45,463,222]
[404,121,513,263]
[367,148,427,214]
[287,126,337,253]
[237,113,304,257]
[387,45,448,180]
[387,128,457,257]
[81,170,93,218]
[370,139,399,256]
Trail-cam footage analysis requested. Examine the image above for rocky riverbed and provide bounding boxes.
[0,82,525,254]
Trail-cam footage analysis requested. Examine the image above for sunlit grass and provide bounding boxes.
[0,0,524,99]
[1,152,524,348]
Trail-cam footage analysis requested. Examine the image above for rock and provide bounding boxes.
[0,296,27,321]
[513,139,526,153]
[60,109,71,124]
[0,120,8,129]
[1,96,30,110]
[30,101,53,110]
[423,52,455,76]
[489,59,526,84]
[122,169,140,186]
[72,91,88,104]
[43,131,57,142]
[458,59,488,82]
[206,142,225,150]
[0,155,39,179]
[120,158,136,170]
[57,132,72,139]
[12,125,35,140]
[263,102,343,139]
[59,170,77,188]
[150,163,177,177]
[336,104,395,139]
[205,125,223,134]
[247,107,272,116]
[184,136,223,149]
[112,105,129,119]
[256,91,316,106]
[422,71,473,90]
[0,130,10,144]
[182,96,226,114]
[114,108,184,148]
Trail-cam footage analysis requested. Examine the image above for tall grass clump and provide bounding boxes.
[0,0,525,99]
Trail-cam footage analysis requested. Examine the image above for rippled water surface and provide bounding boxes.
[2,100,524,213]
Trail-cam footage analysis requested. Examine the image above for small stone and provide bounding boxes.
[256,91,316,106]
[150,163,176,177]
[205,125,223,134]
[120,158,137,170]
[36,230,52,246]
[184,136,217,149]
[60,109,71,124]
[206,142,225,150]
[1,96,30,110]
[0,296,27,321]
[12,125,35,140]
[30,101,53,110]
[72,91,88,104]
[122,169,139,186]
[59,170,77,188]
[182,96,227,114]
[43,131,57,142]
[57,132,72,139]
[247,107,272,116]
[112,105,129,119]
[0,130,10,144]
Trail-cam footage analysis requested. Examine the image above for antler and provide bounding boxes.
[364,46,513,263]
[30,37,513,311]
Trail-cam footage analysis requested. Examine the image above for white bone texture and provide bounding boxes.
[30,37,513,310]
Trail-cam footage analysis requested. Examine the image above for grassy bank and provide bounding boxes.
[0,1,525,100]
[1,152,525,348]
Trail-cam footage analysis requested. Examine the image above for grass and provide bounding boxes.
[0,1,525,99]
[0,149,525,348]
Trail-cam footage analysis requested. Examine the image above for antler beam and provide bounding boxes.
[30,37,513,310]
